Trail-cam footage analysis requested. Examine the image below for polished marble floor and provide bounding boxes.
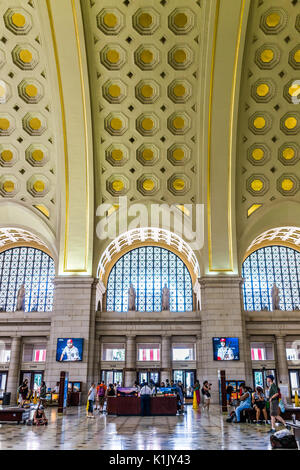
[0,405,286,450]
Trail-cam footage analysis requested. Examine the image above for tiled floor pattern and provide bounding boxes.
[0,405,282,450]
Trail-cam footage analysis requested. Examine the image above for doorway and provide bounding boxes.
[289,370,300,398]
[138,371,160,385]
[253,369,276,389]
[101,370,123,386]
[173,370,195,398]
[0,372,7,397]
[20,371,43,392]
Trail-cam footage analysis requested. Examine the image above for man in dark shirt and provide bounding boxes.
[267,375,286,433]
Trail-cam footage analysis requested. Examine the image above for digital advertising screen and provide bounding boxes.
[212,337,240,361]
[116,387,138,397]
[56,338,83,362]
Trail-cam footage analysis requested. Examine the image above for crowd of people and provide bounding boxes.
[16,374,289,433]
[17,379,49,425]
[226,375,287,433]
[87,381,118,418]
[86,378,213,418]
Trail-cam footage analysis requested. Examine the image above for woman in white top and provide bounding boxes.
[87,383,96,419]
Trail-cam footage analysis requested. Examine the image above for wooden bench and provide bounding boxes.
[0,407,26,424]
[241,406,300,422]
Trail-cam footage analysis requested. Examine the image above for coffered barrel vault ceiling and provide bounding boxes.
[0,0,299,276]
[81,0,202,207]
[237,0,300,238]
[0,0,58,230]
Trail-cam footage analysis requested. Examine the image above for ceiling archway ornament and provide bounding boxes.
[0,227,52,256]
[97,227,200,285]
[244,226,300,260]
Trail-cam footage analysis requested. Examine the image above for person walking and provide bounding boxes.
[19,379,29,407]
[193,380,201,407]
[97,381,107,413]
[201,381,211,411]
[175,382,184,414]
[87,383,96,419]
[39,381,47,406]
[267,375,286,433]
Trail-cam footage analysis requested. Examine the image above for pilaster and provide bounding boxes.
[6,336,22,404]
[44,276,96,398]
[199,275,246,402]
[125,334,136,387]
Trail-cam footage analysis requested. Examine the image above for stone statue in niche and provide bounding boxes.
[128,283,136,311]
[16,284,26,311]
[271,283,280,310]
[162,283,170,311]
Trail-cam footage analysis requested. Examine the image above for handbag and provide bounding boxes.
[279,399,285,413]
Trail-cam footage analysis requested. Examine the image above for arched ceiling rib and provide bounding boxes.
[244,226,300,259]
[0,227,52,255]
[97,227,200,284]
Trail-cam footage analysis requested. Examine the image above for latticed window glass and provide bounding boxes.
[106,246,193,312]
[0,247,55,312]
[242,245,300,311]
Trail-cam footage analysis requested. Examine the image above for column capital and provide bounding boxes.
[161,334,171,340]
[199,275,244,288]
[275,334,286,340]
[126,334,136,340]
[53,275,95,288]
[11,335,22,341]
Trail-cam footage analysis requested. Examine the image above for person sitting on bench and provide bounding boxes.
[252,386,269,424]
[234,384,252,423]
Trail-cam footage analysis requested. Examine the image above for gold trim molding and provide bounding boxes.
[207,0,246,272]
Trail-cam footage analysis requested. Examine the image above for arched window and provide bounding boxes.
[242,245,300,311]
[106,246,193,312]
[0,247,55,312]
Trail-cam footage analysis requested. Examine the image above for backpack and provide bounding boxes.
[226,411,236,423]
[270,429,297,449]
[98,386,105,397]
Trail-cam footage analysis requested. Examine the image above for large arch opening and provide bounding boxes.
[106,245,193,313]
[0,227,56,313]
[97,228,200,313]
[242,227,300,312]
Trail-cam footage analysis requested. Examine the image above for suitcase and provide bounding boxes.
[270,429,298,449]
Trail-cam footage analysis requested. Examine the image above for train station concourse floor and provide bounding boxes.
[0,405,278,451]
